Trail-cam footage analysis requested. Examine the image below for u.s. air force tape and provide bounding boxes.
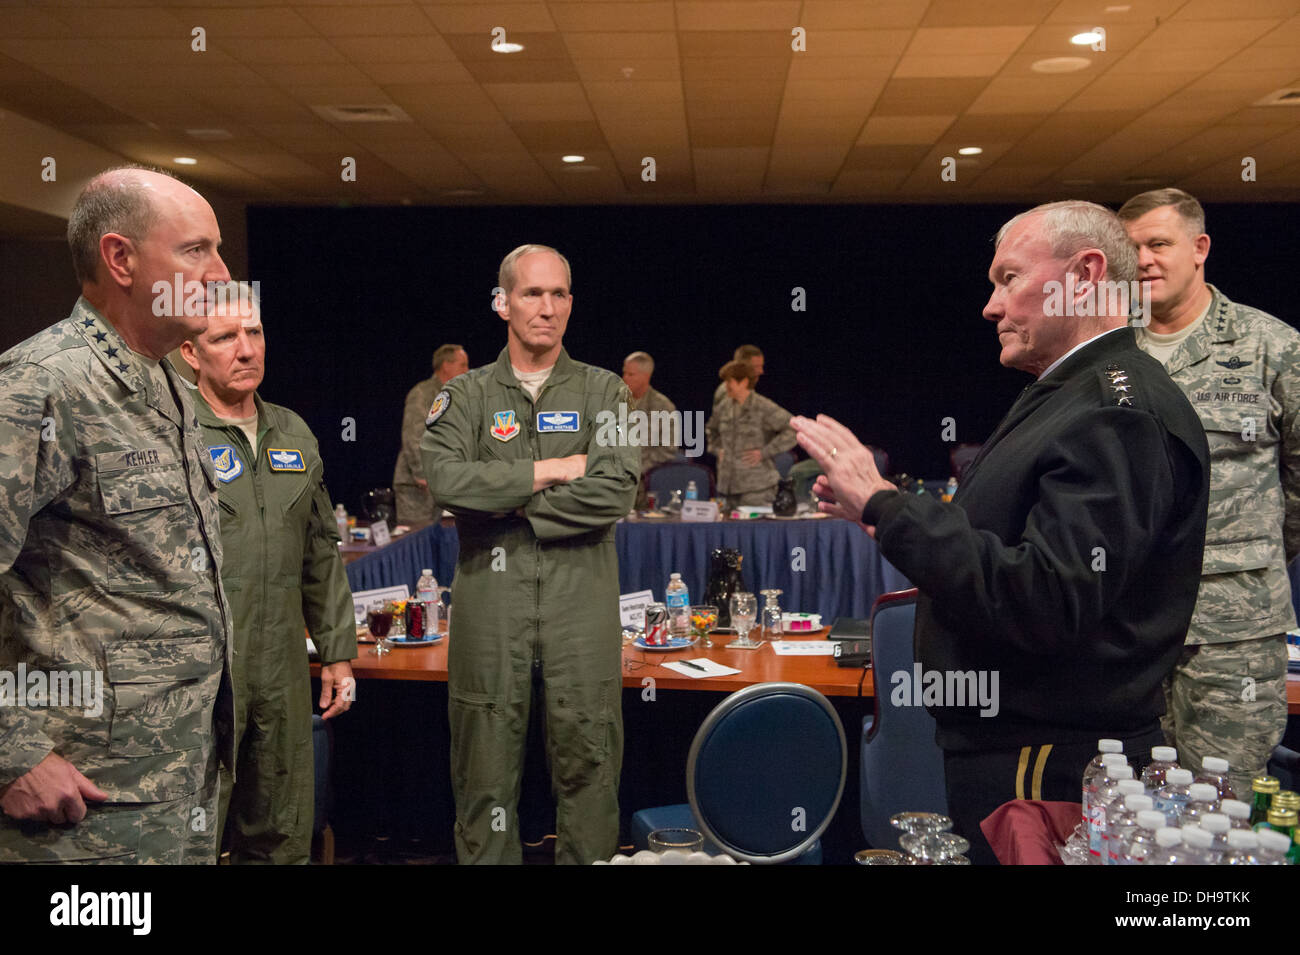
[426,390,451,427]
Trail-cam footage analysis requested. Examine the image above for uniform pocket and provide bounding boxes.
[0,807,142,862]
[105,636,214,757]
[1193,541,1276,625]
[96,449,193,593]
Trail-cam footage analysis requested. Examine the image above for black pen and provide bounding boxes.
[679,660,706,671]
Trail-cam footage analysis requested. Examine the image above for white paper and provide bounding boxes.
[769,640,837,656]
[663,658,742,679]
[619,589,657,629]
[370,519,392,547]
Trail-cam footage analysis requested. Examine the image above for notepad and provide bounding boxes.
[663,659,741,679]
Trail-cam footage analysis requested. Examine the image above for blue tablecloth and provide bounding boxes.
[345,517,910,621]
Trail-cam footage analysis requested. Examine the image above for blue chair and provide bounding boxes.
[631,682,846,864]
[1268,744,1299,792]
[773,451,795,478]
[644,459,714,504]
[312,714,335,864]
[860,588,949,852]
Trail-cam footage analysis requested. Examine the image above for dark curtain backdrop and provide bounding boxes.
[245,202,1300,514]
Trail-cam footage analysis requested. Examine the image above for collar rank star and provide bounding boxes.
[537,411,579,433]
[209,445,243,483]
[267,448,306,472]
[490,410,520,442]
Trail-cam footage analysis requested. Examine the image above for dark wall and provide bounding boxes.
[244,202,1299,513]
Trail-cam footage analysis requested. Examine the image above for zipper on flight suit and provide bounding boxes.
[525,386,544,667]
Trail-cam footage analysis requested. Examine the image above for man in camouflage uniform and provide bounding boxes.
[1121,188,1298,796]
[0,166,234,862]
[707,359,796,507]
[180,289,356,863]
[393,344,469,525]
[421,245,638,864]
[622,351,680,507]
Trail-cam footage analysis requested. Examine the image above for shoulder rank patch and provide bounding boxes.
[267,448,306,471]
[490,410,520,442]
[1104,364,1133,407]
[537,410,580,432]
[426,390,451,428]
[209,445,244,483]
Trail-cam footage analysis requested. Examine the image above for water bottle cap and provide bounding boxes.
[1256,829,1290,853]
[1225,829,1257,849]
[1181,827,1212,849]
[1150,746,1177,762]
[1200,813,1229,833]
[1218,799,1250,819]
[1201,756,1229,773]
[422,569,432,576]
[1098,739,1123,753]
[1111,764,1134,780]
[1136,810,1166,830]
[1188,783,1218,802]
[1124,794,1154,811]
[1102,753,1128,768]
[1154,827,1182,847]
[1165,768,1193,786]
[1117,780,1144,796]
[670,573,682,580]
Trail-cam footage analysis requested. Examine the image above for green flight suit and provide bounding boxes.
[196,391,356,864]
[420,347,638,865]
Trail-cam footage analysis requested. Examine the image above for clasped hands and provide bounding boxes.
[791,414,897,537]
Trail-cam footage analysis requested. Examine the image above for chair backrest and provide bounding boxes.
[312,713,331,835]
[645,460,714,502]
[772,450,795,478]
[871,446,890,477]
[949,443,982,482]
[860,588,949,851]
[687,682,846,864]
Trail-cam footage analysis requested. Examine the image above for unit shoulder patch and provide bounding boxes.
[426,390,451,428]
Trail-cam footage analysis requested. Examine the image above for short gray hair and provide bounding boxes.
[623,351,654,374]
[433,343,465,373]
[498,244,572,294]
[995,200,1137,287]
[1117,187,1206,237]
[67,164,175,286]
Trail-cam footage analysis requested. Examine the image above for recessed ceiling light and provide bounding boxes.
[492,40,524,54]
[1031,56,1092,74]
[561,155,585,163]
[958,146,983,156]
[1071,31,1105,46]
[173,157,197,165]
[1105,5,1131,12]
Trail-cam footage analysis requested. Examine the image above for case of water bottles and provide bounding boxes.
[1062,742,1298,865]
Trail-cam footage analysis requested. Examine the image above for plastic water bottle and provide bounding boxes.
[1200,813,1231,854]
[1194,755,1237,802]
[1105,791,1151,865]
[1145,827,1192,865]
[1088,753,1129,860]
[1082,739,1124,828]
[666,573,690,637]
[335,503,349,541]
[1180,826,1218,864]
[685,480,698,501]
[1153,768,1193,825]
[1182,783,1219,828]
[1123,810,1167,865]
[1219,799,1252,829]
[416,568,439,632]
[1141,746,1178,790]
[1255,828,1291,864]
[1220,829,1259,865]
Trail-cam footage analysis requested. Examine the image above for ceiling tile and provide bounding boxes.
[801,1,928,31]
[674,2,802,32]
[422,3,558,34]
[859,114,957,144]
[298,5,436,36]
[563,32,679,59]
[921,0,1056,28]
[549,2,676,32]
[873,77,987,115]
[894,53,1015,78]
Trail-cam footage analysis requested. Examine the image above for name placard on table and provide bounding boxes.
[619,589,656,629]
[680,500,719,522]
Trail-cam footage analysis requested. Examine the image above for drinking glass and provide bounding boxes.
[727,592,759,649]
[690,605,718,649]
[366,601,394,655]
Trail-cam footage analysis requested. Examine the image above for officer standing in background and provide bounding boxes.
[180,286,356,864]
[393,343,470,525]
[0,165,233,863]
[712,344,765,407]
[421,244,638,864]
[1121,188,1300,796]
[622,350,680,507]
[707,359,796,507]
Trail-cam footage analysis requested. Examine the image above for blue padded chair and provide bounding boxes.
[312,714,335,864]
[631,682,846,864]
[860,588,949,852]
[772,451,795,478]
[1268,744,1299,792]
[644,459,714,503]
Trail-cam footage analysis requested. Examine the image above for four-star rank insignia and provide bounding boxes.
[490,410,520,442]
[426,390,450,428]
[209,445,244,483]
[267,448,306,471]
[1104,364,1133,407]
